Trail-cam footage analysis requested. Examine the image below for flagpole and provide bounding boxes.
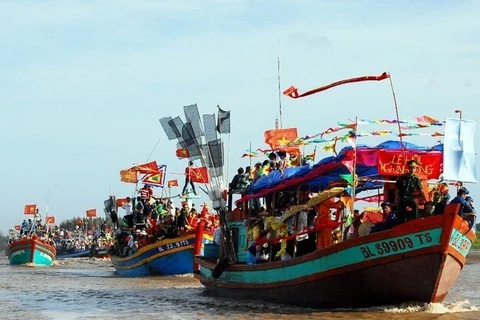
[388,74,404,150]
[351,117,358,213]
[249,142,252,169]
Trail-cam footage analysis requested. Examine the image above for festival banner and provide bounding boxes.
[377,150,442,179]
[120,170,138,183]
[24,204,36,215]
[189,167,209,183]
[86,209,97,217]
[264,128,298,149]
[168,179,179,187]
[45,216,55,224]
[116,198,127,207]
[443,118,477,182]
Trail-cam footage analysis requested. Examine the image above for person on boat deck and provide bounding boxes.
[20,220,27,235]
[450,188,475,227]
[294,209,309,256]
[134,196,144,224]
[395,160,427,224]
[371,202,398,233]
[463,196,477,231]
[182,160,197,195]
[230,167,245,192]
[122,197,134,228]
[177,202,189,231]
[449,187,470,213]
[122,234,135,257]
[314,196,343,250]
[347,210,362,240]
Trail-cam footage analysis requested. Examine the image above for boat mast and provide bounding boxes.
[388,74,404,149]
[277,41,283,129]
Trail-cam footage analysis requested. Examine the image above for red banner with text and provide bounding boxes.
[377,150,443,179]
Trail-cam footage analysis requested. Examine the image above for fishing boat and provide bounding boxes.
[195,202,475,307]
[110,231,212,276]
[7,236,56,266]
[194,74,477,307]
[55,239,91,259]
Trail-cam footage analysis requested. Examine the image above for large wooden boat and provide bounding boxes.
[195,204,475,308]
[111,232,213,277]
[7,237,56,266]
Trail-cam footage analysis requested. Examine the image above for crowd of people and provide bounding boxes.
[112,184,220,257]
[230,159,476,265]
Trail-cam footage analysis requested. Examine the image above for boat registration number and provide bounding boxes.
[158,239,191,253]
[449,229,472,257]
[359,232,433,259]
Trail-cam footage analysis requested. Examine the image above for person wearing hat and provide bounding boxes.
[450,188,476,227]
[371,202,397,233]
[395,160,427,224]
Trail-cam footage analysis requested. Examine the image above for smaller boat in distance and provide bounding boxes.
[7,235,56,266]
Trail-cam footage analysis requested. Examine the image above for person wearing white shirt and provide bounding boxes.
[122,197,134,228]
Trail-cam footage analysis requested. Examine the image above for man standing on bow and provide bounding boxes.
[395,160,427,224]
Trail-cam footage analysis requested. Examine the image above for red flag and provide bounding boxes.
[120,170,138,183]
[176,148,190,158]
[14,225,21,231]
[128,161,159,174]
[86,209,97,217]
[189,167,209,183]
[264,128,298,149]
[168,179,179,187]
[45,216,55,224]
[24,204,36,215]
[116,198,127,207]
[283,72,390,99]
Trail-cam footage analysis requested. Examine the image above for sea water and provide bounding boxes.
[0,253,479,320]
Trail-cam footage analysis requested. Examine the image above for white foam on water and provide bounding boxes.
[381,300,478,314]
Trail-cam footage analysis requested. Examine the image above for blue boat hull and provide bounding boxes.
[8,238,56,266]
[56,249,91,259]
[111,233,211,277]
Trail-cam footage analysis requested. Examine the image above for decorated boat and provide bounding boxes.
[194,73,477,307]
[8,237,56,266]
[110,231,212,277]
[8,204,57,266]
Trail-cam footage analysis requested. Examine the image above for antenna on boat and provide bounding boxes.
[387,73,405,149]
[277,40,283,129]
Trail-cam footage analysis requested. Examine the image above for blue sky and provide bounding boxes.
[1,0,479,234]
